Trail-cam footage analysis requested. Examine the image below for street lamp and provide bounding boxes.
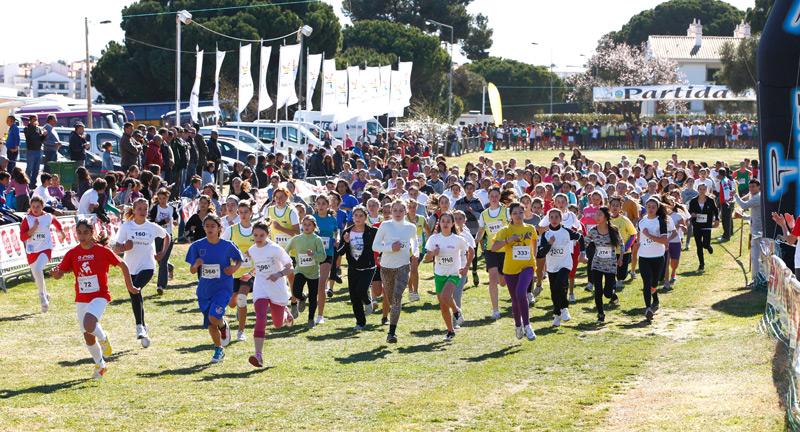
[297,25,313,111]
[85,18,111,128]
[425,18,453,123]
[175,10,192,128]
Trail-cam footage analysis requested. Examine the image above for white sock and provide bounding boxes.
[86,343,105,367]
[91,323,107,342]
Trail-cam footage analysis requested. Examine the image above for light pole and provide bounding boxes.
[84,18,111,128]
[297,25,313,111]
[426,19,453,123]
[176,10,192,128]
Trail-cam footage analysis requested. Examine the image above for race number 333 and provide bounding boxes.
[512,246,531,261]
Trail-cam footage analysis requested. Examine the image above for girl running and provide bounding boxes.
[338,206,378,330]
[452,210,476,326]
[475,186,508,319]
[19,196,64,313]
[425,212,469,341]
[186,214,244,363]
[147,187,177,295]
[637,197,676,321]
[664,196,688,289]
[373,199,418,343]
[585,206,621,322]
[491,202,538,340]
[247,221,294,368]
[312,195,338,319]
[185,195,216,242]
[222,199,256,342]
[609,196,637,291]
[286,215,327,328]
[113,198,170,347]
[537,208,582,327]
[541,193,584,303]
[221,196,241,233]
[406,199,428,302]
[687,183,719,272]
[51,219,136,379]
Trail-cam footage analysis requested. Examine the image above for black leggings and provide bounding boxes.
[130,270,154,326]
[348,267,375,326]
[590,269,617,315]
[693,227,712,267]
[292,273,319,321]
[547,268,570,317]
[616,253,631,281]
[638,256,663,309]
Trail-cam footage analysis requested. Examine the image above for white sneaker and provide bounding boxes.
[515,326,524,339]
[139,325,151,348]
[569,293,576,303]
[135,324,145,339]
[409,292,420,302]
[585,283,594,292]
[491,310,502,320]
[560,308,571,322]
[219,319,231,348]
[527,292,534,304]
[552,315,562,327]
[237,330,246,342]
[524,325,536,341]
[629,270,637,280]
[365,301,374,315]
[40,294,50,313]
[315,316,325,325]
[92,364,107,380]
[455,312,465,327]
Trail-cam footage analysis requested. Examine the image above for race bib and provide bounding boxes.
[738,178,746,184]
[242,255,252,269]
[512,246,531,261]
[201,264,221,279]
[322,237,331,250]
[255,259,275,276]
[351,238,364,257]
[696,214,708,223]
[487,221,503,234]
[78,275,100,294]
[275,233,290,246]
[33,232,47,242]
[298,254,314,267]
[549,246,567,258]
[436,255,455,267]
[595,246,614,259]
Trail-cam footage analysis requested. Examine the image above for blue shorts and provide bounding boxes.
[198,288,232,327]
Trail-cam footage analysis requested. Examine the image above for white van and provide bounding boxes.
[198,126,270,153]
[54,127,122,165]
[293,110,386,142]
[225,121,322,155]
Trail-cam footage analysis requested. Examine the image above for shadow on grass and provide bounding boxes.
[334,345,391,364]
[175,344,214,354]
[306,326,359,342]
[398,341,448,354]
[409,328,443,338]
[0,378,89,399]
[772,340,791,411]
[153,297,197,307]
[0,313,38,323]
[138,362,212,378]
[711,287,766,318]
[461,345,521,362]
[535,326,560,336]
[58,349,134,367]
[197,367,274,381]
[108,293,159,306]
[270,324,310,339]
[175,324,207,332]
[619,320,651,329]
[574,321,605,331]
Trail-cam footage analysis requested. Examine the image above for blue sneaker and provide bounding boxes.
[211,347,225,364]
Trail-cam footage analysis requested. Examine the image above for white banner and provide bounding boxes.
[238,44,254,114]
[276,44,301,110]
[389,61,412,117]
[320,58,336,115]
[360,66,380,119]
[189,47,204,123]
[257,45,273,113]
[306,53,323,111]
[333,69,350,122]
[592,85,757,102]
[213,50,226,118]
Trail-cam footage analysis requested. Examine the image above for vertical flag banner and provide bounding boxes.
[276,43,302,109]
[361,66,380,119]
[213,49,226,118]
[305,53,323,111]
[333,69,349,122]
[487,82,503,126]
[346,66,361,121]
[377,65,391,116]
[399,61,413,108]
[388,69,404,117]
[257,45,273,112]
[320,59,336,115]
[238,44,254,115]
[189,46,204,122]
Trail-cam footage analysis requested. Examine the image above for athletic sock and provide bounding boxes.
[86,343,105,367]
[389,324,397,335]
[91,323,107,342]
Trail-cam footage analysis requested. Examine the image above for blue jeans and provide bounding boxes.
[43,149,58,173]
[26,150,42,187]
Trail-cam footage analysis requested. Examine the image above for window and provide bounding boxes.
[59,83,65,90]
[282,127,298,143]
[97,133,120,156]
[706,68,720,83]
[257,127,276,142]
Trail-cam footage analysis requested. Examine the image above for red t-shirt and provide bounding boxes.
[57,244,121,303]
[791,217,800,238]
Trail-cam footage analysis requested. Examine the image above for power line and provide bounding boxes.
[121,0,321,19]
[191,20,300,43]
[125,36,230,54]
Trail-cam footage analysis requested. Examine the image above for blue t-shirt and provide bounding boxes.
[340,194,359,222]
[335,209,348,231]
[185,238,243,300]
[313,213,338,256]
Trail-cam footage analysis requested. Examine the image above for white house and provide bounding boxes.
[644,19,750,114]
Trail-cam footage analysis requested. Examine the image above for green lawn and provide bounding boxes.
[0,148,784,431]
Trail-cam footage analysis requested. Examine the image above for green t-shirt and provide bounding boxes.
[285,233,327,279]
[735,169,750,194]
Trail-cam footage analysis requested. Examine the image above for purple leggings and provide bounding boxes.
[504,267,534,327]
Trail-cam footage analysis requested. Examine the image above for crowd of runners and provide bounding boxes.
[8,125,761,378]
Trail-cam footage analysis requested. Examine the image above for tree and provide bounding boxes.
[566,41,681,121]
[461,13,493,61]
[463,57,562,121]
[606,0,744,46]
[745,0,775,34]
[452,66,485,101]
[342,0,473,40]
[716,36,758,93]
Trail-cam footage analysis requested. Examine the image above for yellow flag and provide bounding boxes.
[487,82,502,125]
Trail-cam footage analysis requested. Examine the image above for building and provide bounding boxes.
[644,19,750,114]
[0,59,98,99]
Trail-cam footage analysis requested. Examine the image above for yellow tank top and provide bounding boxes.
[230,223,255,278]
[268,205,294,248]
[481,205,508,244]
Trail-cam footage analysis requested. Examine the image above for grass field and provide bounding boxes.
[0,148,784,431]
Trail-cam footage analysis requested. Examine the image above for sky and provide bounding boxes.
[0,0,756,70]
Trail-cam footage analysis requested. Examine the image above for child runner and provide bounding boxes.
[688,183,719,273]
[51,219,136,379]
[113,198,170,347]
[338,206,378,330]
[491,202,538,340]
[540,193,584,303]
[247,221,294,367]
[268,187,300,309]
[186,214,243,363]
[452,210,475,327]
[285,215,327,328]
[221,196,241,233]
[406,199,428,302]
[664,196,688,289]
[147,188,177,295]
[312,195,339,320]
[475,187,508,319]
[373,199,418,343]
[638,197,675,321]
[537,208,582,327]
[222,199,256,342]
[585,206,621,322]
[425,212,469,341]
[19,196,64,312]
[609,196,637,290]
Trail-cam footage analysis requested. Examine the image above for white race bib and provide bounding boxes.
[321,237,331,250]
[275,233,291,247]
[78,275,100,294]
[436,255,456,267]
[201,264,221,279]
[595,246,614,259]
[487,221,503,234]
[241,254,252,269]
[351,238,364,258]
[696,214,708,224]
[549,246,567,258]
[255,259,276,276]
[298,254,314,267]
[512,246,531,261]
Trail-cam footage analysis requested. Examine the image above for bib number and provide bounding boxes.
[512,246,531,261]
[201,264,221,279]
[322,237,331,250]
[549,247,566,258]
[595,246,614,259]
[275,233,290,247]
[437,255,455,267]
[298,254,314,267]
[696,214,708,224]
[487,221,502,234]
[241,255,252,269]
[78,275,100,294]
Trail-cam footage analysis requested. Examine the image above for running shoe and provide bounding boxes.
[662,281,671,291]
[533,284,543,298]
[645,308,654,321]
[444,331,456,341]
[315,316,325,325]
[597,313,605,323]
[669,277,677,285]
[92,364,107,380]
[698,265,705,272]
[326,288,334,299]
[584,283,594,293]
[140,326,151,348]
[560,308,571,322]
[381,316,389,325]
[365,301,374,315]
[307,319,315,329]
[291,302,300,319]
[211,347,225,363]
[707,245,714,255]
[454,311,465,327]
[353,325,367,331]
[99,337,113,358]
[298,299,307,313]
[135,324,146,339]
[237,330,246,342]
[40,294,50,313]
[515,326,524,340]
[552,315,562,327]
[614,281,624,291]
[527,292,534,304]
[285,312,294,327]
[651,301,660,312]
[491,310,502,320]
[609,295,620,307]
[156,286,164,295]
[386,333,398,344]
[168,267,174,280]
[472,272,480,287]
[629,270,637,280]
[219,319,231,347]
[409,292,421,302]
[524,325,536,341]
[248,353,263,368]
[569,293,576,303]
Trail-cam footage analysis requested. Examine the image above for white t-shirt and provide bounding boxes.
[349,231,365,260]
[221,215,241,234]
[115,220,167,274]
[24,213,54,254]
[458,229,476,265]
[32,185,55,205]
[541,227,576,273]
[539,210,580,231]
[669,212,685,243]
[77,190,100,215]
[425,232,468,276]
[154,204,176,225]
[248,241,292,304]
[637,216,675,258]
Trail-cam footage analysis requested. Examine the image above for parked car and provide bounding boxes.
[224,121,323,155]
[54,127,122,166]
[198,127,270,153]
